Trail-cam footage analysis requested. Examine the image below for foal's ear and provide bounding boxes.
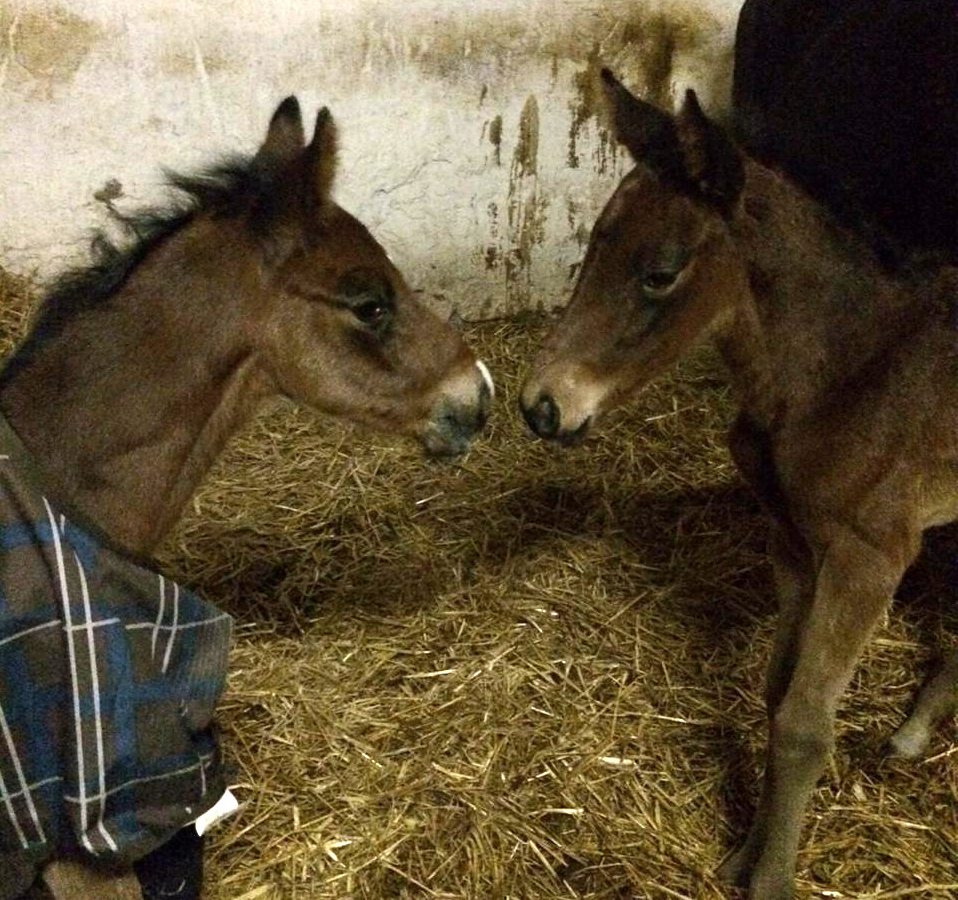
[674,89,744,215]
[600,68,679,172]
[256,96,306,169]
[600,69,744,215]
[305,107,338,201]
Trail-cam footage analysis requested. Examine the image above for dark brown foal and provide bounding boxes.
[521,70,958,899]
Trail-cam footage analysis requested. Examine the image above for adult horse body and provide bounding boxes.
[732,0,958,265]
[521,71,957,899]
[1,97,490,899]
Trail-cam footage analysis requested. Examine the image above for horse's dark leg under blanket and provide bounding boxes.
[134,827,205,900]
[20,827,203,900]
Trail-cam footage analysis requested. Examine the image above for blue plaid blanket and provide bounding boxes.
[0,414,232,898]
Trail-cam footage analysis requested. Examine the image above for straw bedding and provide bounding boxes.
[0,267,955,899]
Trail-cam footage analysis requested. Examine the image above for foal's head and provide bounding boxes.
[241,98,492,456]
[521,70,748,442]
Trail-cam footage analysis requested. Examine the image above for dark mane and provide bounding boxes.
[1,155,273,383]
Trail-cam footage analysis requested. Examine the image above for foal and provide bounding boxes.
[1,98,492,558]
[0,97,490,899]
[521,70,958,899]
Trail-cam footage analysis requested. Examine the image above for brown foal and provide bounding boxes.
[0,97,491,559]
[2,96,491,899]
[521,70,958,899]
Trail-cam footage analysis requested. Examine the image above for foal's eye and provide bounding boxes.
[353,300,390,326]
[642,271,679,294]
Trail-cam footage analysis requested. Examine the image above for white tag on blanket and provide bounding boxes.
[194,788,239,836]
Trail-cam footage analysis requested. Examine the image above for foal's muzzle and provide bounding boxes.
[422,361,494,457]
[521,393,559,438]
[520,392,591,444]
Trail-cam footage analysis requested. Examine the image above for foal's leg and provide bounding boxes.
[743,533,907,900]
[890,650,958,758]
[762,530,816,715]
[40,860,143,900]
[718,527,815,886]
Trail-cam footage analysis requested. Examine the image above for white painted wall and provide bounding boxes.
[0,0,743,317]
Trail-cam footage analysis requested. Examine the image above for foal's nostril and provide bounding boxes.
[521,393,560,439]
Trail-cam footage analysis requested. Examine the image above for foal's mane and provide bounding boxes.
[49,156,269,316]
[1,155,275,383]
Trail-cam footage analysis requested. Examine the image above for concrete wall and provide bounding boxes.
[0,0,742,318]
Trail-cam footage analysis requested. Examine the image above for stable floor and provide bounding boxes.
[1,273,955,899]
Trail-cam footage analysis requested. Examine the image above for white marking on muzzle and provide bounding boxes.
[476,359,495,398]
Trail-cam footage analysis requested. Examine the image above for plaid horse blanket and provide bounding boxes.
[0,414,232,899]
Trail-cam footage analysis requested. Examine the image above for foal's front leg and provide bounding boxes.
[718,527,814,886]
[740,532,908,900]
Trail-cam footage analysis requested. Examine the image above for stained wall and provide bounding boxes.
[0,0,743,316]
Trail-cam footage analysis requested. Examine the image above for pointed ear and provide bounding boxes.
[600,68,681,173]
[255,96,305,170]
[674,89,744,215]
[599,69,744,216]
[305,107,338,202]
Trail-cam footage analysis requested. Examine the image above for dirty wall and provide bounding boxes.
[0,0,742,317]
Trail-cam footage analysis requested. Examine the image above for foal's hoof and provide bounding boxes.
[888,720,931,760]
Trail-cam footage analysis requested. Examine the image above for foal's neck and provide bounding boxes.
[0,222,273,556]
[719,160,920,428]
